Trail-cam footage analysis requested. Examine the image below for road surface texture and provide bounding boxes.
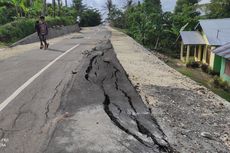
[110,28,230,153]
[0,26,229,153]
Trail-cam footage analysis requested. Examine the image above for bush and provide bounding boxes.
[0,17,75,43]
[213,76,230,92]
[186,61,200,68]
[201,64,209,73]
[213,76,222,88]
[201,64,220,75]
[80,8,101,27]
[45,16,75,27]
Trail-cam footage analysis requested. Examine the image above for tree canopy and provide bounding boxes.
[207,0,230,18]
[174,0,200,13]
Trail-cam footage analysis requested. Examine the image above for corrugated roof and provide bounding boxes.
[180,31,206,45]
[199,18,230,46]
[213,42,230,59]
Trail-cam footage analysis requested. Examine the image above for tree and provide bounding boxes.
[144,0,162,13]
[124,0,133,9]
[207,0,230,18]
[80,8,101,27]
[73,0,84,16]
[109,6,125,28]
[105,0,113,15]
[174,0,200,13]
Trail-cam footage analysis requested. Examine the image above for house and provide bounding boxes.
[180,31,206,63]
[180,18,230,73]
[213,43,230,83]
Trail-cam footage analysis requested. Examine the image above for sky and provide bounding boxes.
[47,0,211,13]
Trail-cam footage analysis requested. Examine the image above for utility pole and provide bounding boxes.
[57,0,61,16]
[43,0,46,16]
[65,0,68,7]
[52,0,56,17]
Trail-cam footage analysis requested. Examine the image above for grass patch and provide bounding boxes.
[0,42,7,48]
[167,58,230,102]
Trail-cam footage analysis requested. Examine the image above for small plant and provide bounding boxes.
[213,76,230,91]
[213,76,221,88]
[208,68,220,76]
[186,61,200,68]
[201,64,209,73]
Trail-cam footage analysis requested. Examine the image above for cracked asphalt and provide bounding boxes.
[0,26,176,153]
[45,40,176,153]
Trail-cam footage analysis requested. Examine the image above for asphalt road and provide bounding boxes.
[0,27,175,153]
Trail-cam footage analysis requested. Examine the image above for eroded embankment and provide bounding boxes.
[76,40,177,153]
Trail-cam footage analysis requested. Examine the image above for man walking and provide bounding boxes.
[38,16,49,50]
[35,20,43,49]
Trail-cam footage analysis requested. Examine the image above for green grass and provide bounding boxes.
[0,42,7,48]
[167,58,230,102]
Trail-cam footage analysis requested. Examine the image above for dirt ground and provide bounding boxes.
[110,28,230,153]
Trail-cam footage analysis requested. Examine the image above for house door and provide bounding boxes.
[206,47,211,64]
[225,60,230,76]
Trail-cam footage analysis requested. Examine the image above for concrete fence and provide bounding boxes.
[11,24,80,47]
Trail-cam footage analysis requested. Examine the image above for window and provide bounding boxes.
[225,60,230,76]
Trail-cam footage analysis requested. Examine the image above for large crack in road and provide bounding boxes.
[81,40,176,153]
[47,40,177,153]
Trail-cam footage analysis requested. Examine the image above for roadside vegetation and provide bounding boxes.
[107,0,230,102]
[0,0,101,44]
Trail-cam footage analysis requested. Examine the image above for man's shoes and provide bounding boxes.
[44,43,49,50]
[40,45,44,49]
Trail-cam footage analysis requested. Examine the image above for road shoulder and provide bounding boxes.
[110,27,230,152]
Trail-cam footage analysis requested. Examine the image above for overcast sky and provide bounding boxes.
[47,0,210,13]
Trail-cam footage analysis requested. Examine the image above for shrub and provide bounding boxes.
[201,64,209,73]
[186,61,200,68]
[213,76,222,88]
[213,76,230,91]
[208,68,220,76]
[201,63,220,75]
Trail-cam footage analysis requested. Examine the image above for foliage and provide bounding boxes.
[186,61,200,68]
[0,6,16,24]
[207,0,230,18]
[213,76,230,92]
[105,0,113,15]
[108,0,200,53]
[123,0,163,48]
[201,63,220,75]
[80,8,101,27]
[174,0,200,13]
[0,0,102,44]
[72,0,84,15]
[173,4,200,34]
[108,6,125,28]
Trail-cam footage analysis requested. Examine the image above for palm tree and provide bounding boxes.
[10,0,19,16]
[105,0,113,14]
[124,0,133,9]
[7,0,27,17]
